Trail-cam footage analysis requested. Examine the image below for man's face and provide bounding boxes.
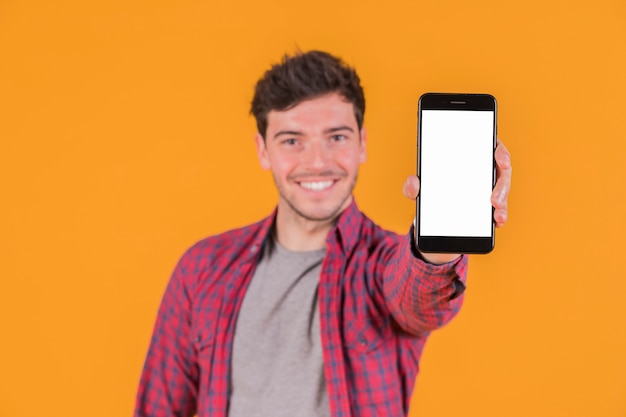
[255,93,367,223]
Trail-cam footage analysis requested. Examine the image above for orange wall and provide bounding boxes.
[1,1,624,416]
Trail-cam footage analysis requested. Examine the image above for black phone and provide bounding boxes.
[416,93,497,254]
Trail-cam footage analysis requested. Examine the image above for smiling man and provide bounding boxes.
[134,51,512,417]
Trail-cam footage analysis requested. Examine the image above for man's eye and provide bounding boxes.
[331,134,346,142]
[283,138,298,145]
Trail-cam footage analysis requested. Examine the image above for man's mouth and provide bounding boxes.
[298,180,335,191]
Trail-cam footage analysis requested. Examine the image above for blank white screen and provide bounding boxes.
[420,110,494,237]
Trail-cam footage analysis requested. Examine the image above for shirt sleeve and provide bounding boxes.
[382,226,469,335]
[134,252,199,417]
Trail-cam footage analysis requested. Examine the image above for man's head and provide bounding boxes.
[251,50,365,140]
[251,51,368,224]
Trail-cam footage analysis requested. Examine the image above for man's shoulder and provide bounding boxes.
[199,218,266,246]
[355,209,403,241]
[177,214,272,269]
[340,206,405,255]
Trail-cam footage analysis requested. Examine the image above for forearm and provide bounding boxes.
[383,231,468,335]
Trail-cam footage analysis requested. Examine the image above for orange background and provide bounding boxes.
[1,0,624,416]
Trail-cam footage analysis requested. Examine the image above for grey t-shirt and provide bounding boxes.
[228,239,330,417]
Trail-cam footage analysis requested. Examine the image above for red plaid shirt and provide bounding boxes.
[135,200,468,417]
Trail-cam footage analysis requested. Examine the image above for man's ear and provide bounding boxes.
[359,127,367,163]
[254,132,271,170]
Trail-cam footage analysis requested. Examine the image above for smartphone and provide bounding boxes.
[416,93,497,254]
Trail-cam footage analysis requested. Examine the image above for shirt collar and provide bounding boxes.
[243,207,277,263]
[327,198,363,255]
[246,198,364,262]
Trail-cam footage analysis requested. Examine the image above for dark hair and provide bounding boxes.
[250,50,365,138]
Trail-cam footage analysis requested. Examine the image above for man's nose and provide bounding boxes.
[303,141,329,169]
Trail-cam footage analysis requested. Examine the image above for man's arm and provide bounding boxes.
[385,140,512,334]
[134,253,198,417]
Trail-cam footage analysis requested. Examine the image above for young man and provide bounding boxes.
[134,51,512,417]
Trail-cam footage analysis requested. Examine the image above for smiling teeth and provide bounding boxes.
[300,180,333,191]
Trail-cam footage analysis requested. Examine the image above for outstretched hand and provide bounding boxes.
[403,139,512,264]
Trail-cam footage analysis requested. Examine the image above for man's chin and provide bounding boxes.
[285,199,351,223]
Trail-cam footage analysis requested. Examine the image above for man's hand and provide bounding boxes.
[403,139,512,264]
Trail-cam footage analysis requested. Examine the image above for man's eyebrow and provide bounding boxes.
[324,125,354,134]
[273,130,303,139]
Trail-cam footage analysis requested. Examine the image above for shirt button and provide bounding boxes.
[251,244,258,253]
[359,336,368,346]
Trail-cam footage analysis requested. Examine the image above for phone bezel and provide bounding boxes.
[416,93,497,254]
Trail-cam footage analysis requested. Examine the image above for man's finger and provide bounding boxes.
[495,139,512,182]
[403,175,420,200]
[495,139,511,169]
[494,207,508,227]
[492,139,512,209]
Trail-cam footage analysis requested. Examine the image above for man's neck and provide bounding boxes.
[274,207,337,252]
